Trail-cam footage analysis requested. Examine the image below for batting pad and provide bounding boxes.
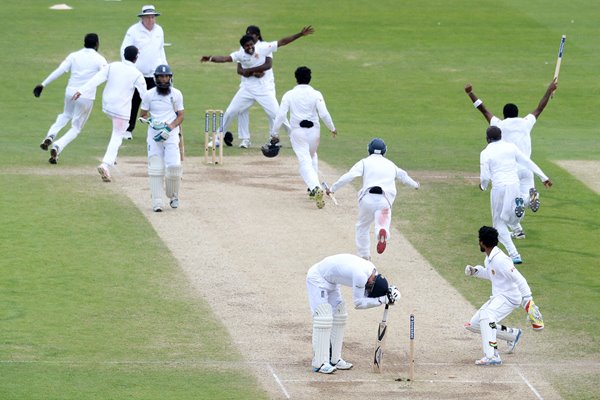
[148,155,165,209]
[330,301,348,364]
[165,165,182,199]
[465,322,517,342]
[312,303,333,369]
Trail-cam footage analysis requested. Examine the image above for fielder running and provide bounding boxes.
[479,126,552,264]
[307,253,400,374]
[464,226,544,365]
[73,46,147,182]
[139,64,184,212]
[34,33,107,164]
[326,138,419,259]
[272,66,337,209]
[465,79,558,239]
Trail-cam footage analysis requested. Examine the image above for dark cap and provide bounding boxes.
[367,274,389,298]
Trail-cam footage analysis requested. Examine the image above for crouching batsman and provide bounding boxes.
[306,253,400,374]
[464,226,544,366]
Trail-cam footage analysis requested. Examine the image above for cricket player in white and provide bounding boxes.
[464,226,542,365]
[479,126,552,264]
[306,254,400,373]
[272,66,337,209]
[73,46,147,182]
[327,138,419,260]
[465,79,558,238]
[234,25,314,147]
[121,5,167,138]
[139,65,184,212]
[34,33,107,164]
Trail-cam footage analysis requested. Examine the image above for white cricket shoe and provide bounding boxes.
[475,355,502,366]
[123,131,133,140]
[511,229,526,239]
[97,164,111,182]
[313,362,336,374]
[529,188,540,212]
[239,139,250,148]
[170,198,179,209]
[332,359,353,370]
[507,328,522,354]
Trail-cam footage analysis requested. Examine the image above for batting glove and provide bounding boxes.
[387,286,401,304]
[153,126,171,142]
[33,85,44,97]
[465,265,477,276]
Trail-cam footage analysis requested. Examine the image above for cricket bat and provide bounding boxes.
[178,124,185,161]
[552,35,566,98]
[372,304,389,373]
[321,181,339,205]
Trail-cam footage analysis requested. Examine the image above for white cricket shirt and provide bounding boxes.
[490,115,536,157]
[42,48,107,99]
[121,21,167,77]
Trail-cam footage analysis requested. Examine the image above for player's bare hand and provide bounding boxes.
[331,130,337,139]
[549,79,558,92]
[253,71,265,78]
[71,92,81,101]
[200,56,211,62]
[543,179,553,188]
[465,265,477,276]
[301,26,315,36]
[464,83,473,94]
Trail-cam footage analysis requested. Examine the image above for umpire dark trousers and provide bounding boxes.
[127,77,156,133]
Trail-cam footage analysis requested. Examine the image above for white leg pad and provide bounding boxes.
[312,303,333,369]
[148,155,165,209]
[465,322,517,342]
[330,301,347,364]
[165,165,182,199]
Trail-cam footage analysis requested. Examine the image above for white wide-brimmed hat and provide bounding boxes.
[138,5,160,17]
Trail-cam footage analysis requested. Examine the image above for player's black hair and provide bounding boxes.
[503,103,519,118]
[486,126,502,143]
[246,25,263,41]
[123,45,138,62]
[84,33,99,49]
[295,66,311,85]
[479,226,499,248]
[239,34,255,47]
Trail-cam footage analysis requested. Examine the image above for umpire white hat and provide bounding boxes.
[138,5,160,17]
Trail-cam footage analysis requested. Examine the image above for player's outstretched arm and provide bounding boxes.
[277,25,314,47]
[465,83,493,123]
[200,55,233,63]
[532,78,558,119]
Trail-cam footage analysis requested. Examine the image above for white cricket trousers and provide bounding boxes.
[101,116,129,167]
[147,127,181,168]
[490,183,521,259]
[306,264,342,315]
[470,295,518,358]
[356,193,392,258]
[48,96,94,154]
[290,127,321,190]
[221,84,280,136]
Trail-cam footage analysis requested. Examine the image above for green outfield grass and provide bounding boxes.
[2,0,599,398]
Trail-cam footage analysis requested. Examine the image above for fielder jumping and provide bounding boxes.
[306,253,400,374]
[139,64,184,212]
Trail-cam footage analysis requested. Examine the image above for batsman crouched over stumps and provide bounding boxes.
[306,253,400,374]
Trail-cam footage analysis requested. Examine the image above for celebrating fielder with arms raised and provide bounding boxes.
[306,253,400,374]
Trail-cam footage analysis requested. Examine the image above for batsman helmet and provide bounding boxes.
[368,138,387,155]
[154,64,173,89]
[261,143,280,158]
[366,274,389,298]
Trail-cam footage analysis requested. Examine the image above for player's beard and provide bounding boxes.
[157,86,171,96]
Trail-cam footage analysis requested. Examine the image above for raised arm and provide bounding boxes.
[277,25,314,47]
[531,78,558,119]
[465,83,494,123]
[200,55,233,63]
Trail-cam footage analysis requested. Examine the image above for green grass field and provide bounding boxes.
[2,0,599,398]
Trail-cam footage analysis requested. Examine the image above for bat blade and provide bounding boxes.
[554,35,566,80]
[372,304,389,373]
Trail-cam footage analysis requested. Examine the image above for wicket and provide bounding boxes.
[204,109,224,164]
[409,314,415,381]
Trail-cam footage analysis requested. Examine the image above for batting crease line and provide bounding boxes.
[512,365,544,400]
[267,363,290,399]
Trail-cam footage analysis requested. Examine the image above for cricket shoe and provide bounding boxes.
[170,197,179,209]
[40,137,53,151]
[515,197,525,218]
[475,355,502,366]
[524,299,544,330]
[313,362,336,374]
[331,359,353,370]
[153,205,163,212]
[511,229,526,240]
[239,139,250,149]
[311,187,325,209]
[507,328,522,354]
[123,131,133,140]
[512,256,523,265]
[376,229,387,254]
[529,188,540,212]
[49,146,59,164]
[97,164,111,182]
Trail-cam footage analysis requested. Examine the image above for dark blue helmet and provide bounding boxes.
[368,138,386,155]
[154,64,173,89]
